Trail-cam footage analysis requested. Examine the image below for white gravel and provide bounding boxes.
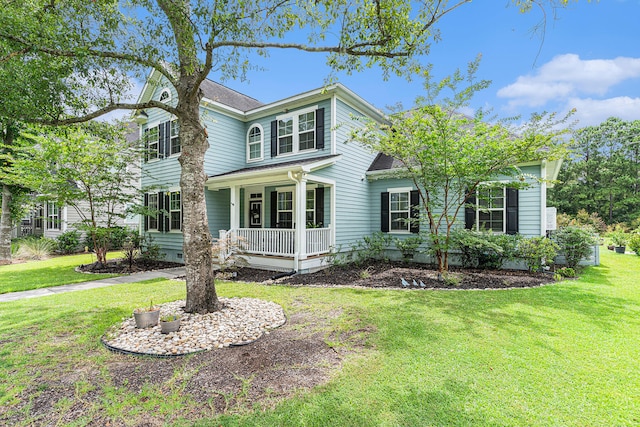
[102,298,286,356]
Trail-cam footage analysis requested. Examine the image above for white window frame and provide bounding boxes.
[388,188,411,233]
[276,191,294,229]
[276,105,318,157]
[46,202,60,230]
[170,119,180,156]
[305,189,315,226]
[246,124,264,162]
[144,124,160,162]
[475,185,506,234]
[169,191,182,231]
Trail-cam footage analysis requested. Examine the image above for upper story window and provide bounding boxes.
[271,106,324,157]
[159,89,171,103]
[247,125,263,162]
[144,120,180,161]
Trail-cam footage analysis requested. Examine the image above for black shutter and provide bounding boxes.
[270,120,277,157]
[465,190,476,230]
[410,190,420,233]
[381,192,389,232]
[270,191,278,228]
[157,191,165,232]
[315,187,325,227]
[164,121,171,157]
[143,130,149,162]
[158,123,165,159]
[506,187,519,235]
[164,192,171,231]
[316,108,325,150]
[143,193,149,231]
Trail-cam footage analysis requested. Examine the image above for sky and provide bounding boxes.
[215,0,640,128]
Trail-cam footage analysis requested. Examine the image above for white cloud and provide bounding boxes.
[497,54,640,107]
[565,96,640,127]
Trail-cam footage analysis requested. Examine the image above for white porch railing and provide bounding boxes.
[219,227,331,258]
[306,227,332,256]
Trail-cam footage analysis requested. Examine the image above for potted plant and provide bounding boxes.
[610,231,629,254]
[133,300,160,329]
[160,314,181,334]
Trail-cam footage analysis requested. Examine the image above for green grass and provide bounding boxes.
[0,252,122,294]
[1,249,639,426]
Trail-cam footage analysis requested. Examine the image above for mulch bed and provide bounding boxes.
[225,260,556,290]
[78,259,183,274]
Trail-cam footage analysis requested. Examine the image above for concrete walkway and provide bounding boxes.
[0,267,186,302]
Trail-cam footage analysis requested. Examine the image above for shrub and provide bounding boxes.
[351,232,392,265]
[629,234,640,255]
[556,267,576,278]
[518,236,559,273]
[56,230,81,254]
[552,226,598,269]
[609,230,629,247]
[15,236,56,260]
[122,232,142,268]
[140,234,165,262]
[450,229,521,269]
[394,235,423,261]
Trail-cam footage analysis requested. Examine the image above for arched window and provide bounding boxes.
[247,124,263,162]
[159,89,171,103]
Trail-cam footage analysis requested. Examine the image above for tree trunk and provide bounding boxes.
[0,184,12,265]
[178,100,221,314]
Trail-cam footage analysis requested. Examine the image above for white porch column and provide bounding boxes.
[295,173,308,261]
[230,185,240,230]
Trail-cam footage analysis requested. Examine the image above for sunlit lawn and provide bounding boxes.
[0,252,122,294]
[0,249,638,426]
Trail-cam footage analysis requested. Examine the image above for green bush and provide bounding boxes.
[351,232,392,265]
[629,234,640,255]
[394,235,424,261]
[56,230,81,254]
[556,267,576,278]
[518,236,559,273]
[552,226,598,269]
[450,229,521,269]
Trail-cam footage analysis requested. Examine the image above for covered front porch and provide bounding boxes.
[206,156,338,272]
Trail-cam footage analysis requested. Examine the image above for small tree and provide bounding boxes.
[552,226,597,269]
[7,122,143,264]
[351,59,570,274]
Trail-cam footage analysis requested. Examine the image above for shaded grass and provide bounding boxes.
[0,252,122,294]
[1,249,639,426]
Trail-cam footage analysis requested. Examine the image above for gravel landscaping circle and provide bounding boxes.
[102,298,287,357]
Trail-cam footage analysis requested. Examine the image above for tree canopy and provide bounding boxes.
[549,117,640,225]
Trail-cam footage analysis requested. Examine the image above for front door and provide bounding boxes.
[249,200,262,228]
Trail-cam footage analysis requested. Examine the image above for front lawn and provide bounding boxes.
[0,252,122,294]
[0,249,638,426]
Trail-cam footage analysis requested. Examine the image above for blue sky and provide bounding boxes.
[217,0,640,128]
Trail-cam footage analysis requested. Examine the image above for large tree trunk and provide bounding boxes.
[178,98,222,314]
[0,184,12,265]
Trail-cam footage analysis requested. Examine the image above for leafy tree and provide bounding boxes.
[7,122,142,265]
[0,0,578,312]
[351,60,570,274]
[549,118,640,225]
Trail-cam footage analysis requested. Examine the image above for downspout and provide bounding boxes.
[288,171,300,272]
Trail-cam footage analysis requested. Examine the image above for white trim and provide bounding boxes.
[246,123,264,163]
[275,105,318,121]
[275,105,318,156]
[475,185,507,234]
[387,186,413,192]
[388,189,411,233]
[541,160,547,236]
[331,95,337,155]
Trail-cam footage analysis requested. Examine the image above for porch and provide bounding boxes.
[207,156,339,272]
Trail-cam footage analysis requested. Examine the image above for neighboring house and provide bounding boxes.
[15,124,141,240]
[136,70,563,272]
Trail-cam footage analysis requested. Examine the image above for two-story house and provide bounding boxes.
[136,70,562,272]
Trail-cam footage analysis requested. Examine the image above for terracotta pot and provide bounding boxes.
[133,310,159,329]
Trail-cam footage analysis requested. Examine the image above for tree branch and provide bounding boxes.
[208,40,410,58]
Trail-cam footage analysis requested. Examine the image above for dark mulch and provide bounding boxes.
[225,260,556,290]
[78,259,183,274]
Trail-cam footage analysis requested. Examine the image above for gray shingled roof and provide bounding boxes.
[367,153,405,172]
[200,80,263,112]
[209,155,340,179]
